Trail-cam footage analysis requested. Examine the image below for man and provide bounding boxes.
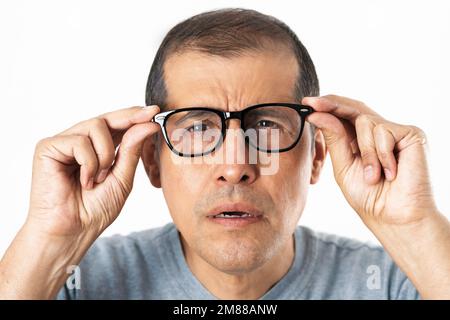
[1,8,449,300]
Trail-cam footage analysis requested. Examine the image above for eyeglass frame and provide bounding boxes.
[151,103,315,157]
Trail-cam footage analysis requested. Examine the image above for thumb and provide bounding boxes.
[307,111,355,181]
[111,122,161,191]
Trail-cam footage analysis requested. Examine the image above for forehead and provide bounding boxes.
[163,49,299,111]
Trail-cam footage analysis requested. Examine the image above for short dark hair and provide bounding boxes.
[145,8,319,142]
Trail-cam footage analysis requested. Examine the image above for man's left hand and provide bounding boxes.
[303,94,450,299]
[303,94,439,227]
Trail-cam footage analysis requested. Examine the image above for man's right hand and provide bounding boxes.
[0,105,161,299]
[28,105,160,238]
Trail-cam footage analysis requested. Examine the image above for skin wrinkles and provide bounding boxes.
[141,47,324,298]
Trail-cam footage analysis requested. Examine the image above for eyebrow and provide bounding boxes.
[173,110,215,126]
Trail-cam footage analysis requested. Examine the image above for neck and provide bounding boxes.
[180,234,295,300]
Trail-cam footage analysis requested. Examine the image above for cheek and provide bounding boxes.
[280,152,311,192]
[272,143,311,221]
[159,151,206,225]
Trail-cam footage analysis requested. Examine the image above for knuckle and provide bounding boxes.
[358,100,369,109]
[373,123,390,138]
[83,117,106,132]
[75,135,91,148]
[409,125,427,144]
[355,114,372,128]
[374,123,387,133]
[377,150,390,161]
[97,150,115,167]
[90,117,106,129]
[410,125,426,136]
[36,137,49,148]
[35,137,51,152]
[361,150,377,162]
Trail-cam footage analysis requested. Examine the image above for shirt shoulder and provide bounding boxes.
[293,226,420,299]
[57,223,178,299]
[93,222,176,257]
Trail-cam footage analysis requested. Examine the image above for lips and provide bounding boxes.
[207,203,263,219]
[213,212,256,218]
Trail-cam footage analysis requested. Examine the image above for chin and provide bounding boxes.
[199,236,275,275]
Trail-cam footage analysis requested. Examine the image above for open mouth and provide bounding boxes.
[206,203,263,227]
[212,211,258,219]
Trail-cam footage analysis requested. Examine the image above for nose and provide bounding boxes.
[214,119,257,185]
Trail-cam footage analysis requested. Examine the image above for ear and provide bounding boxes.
[310,128,327,184]
[141,133,161,188]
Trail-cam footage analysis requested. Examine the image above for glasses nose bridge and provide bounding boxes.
[223,111,245,129]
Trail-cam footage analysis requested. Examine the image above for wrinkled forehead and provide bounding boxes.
[163,49,299,112]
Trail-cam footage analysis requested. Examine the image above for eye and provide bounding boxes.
[186,122,209,133]
[255,120,279,129]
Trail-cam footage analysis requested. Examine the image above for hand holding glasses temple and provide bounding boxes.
[151,103,314,157]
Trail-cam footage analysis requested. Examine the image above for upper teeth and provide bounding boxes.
[215,212,254,218]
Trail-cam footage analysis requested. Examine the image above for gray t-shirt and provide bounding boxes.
[57,223,419,299]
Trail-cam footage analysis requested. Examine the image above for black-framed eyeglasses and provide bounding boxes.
[151,103,314,157]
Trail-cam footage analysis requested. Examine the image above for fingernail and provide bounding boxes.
[364,165,373,181]
[384,168,393,180]
[96,169,108,183]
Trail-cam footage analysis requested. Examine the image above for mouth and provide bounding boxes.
[206,203,263,227]
[212,211,258,218]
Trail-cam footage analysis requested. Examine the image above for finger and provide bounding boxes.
[355,114,382,184]
[342,119,359,154]
[302,95,382,126]
[373,123,397,181]
[39,135,99,189]
[100,105,160,148]
[306,112,355,182]
[61,118,115,183]
[60,105,161,183]
[61,105,160,145]
[86,119,115,183]
[110,122,161,191]
[382,123,427,153]
[372,122,427,180]
[100,105,160,132]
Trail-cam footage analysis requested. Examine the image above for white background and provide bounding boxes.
[1,0,449,256]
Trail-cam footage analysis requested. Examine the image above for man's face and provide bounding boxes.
[147,49,319,274]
